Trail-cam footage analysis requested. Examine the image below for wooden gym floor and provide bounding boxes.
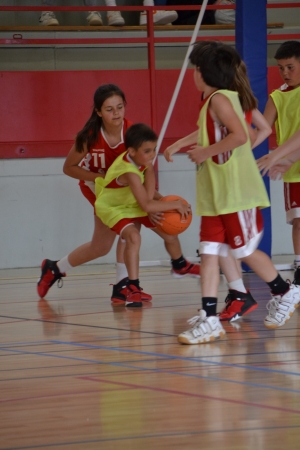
[1,263,300,450]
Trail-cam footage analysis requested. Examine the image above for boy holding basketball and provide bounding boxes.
[168,41,300,344]
[95,123,191,307]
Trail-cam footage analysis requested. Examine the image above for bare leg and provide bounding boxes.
[201,253,220,297]
[116,236,126,263]
[219,252,242,283]
[242,249,278,283]
[152,228,182,259]
[67,215,116,267]
[121,224,141,280]
[292,218,300,255]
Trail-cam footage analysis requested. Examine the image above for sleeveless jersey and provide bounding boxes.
[79,118,132,195]
[201,92,252,165]
[270,84,300,182]
[95,152,148,228]
[196,90,270,216]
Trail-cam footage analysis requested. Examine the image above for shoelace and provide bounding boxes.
[266,298,279,315]
[57,278,63,289]
[187,313,204,327]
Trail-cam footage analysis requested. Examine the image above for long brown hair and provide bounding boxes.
[75,84,127,153]
[231,61,258,112]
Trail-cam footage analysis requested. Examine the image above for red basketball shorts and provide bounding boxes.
[284,182,300,224]
[112,217,155,236]
[79,181,97,213]
[199,207,264,259]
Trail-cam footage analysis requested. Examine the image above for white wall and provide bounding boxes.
[0,153,293,269]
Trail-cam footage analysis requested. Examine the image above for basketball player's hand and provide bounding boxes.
[268,160,293,180]
[148,212,164,226]
[164,143,181,162]
[175,200,191,219]
[257,153,278,176]
[257,153,293,178]
[187,145,206,164]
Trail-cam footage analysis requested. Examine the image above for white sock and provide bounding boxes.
[228,279,247,294]
[104,0,118,7]
[294,256,300,268]
[57,256,73,274]
[143,0,155,6]
[116,263,128,283]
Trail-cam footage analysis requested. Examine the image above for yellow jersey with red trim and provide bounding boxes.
[94,151,147,228]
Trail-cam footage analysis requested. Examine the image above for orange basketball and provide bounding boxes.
[156,195,192,235]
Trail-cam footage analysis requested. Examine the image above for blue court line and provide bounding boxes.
[0,340,49,347]
[51,339,300,378]
[1,425,300,450]
[1,344,300,395]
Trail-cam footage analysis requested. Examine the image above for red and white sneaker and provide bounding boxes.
[171,262,200,279]
[111,278,152,304]
[37,259,65,298]
[218,290,258,322]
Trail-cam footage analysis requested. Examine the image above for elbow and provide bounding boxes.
[142,205,151,213]
[238,132,248,147]
[266,125,272,138]
[62,162,71,176]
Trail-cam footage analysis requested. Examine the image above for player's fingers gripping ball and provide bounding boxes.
[156,195,192,235]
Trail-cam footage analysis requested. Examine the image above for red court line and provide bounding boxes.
[80,375,300,415]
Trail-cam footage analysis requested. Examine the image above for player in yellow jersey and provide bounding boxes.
[165,41,300,344]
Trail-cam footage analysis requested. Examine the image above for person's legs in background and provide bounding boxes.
[140,0,178,25]
[39,0,104,26]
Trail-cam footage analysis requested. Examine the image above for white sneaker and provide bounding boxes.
[39,11,59,26]
[107,11,125,26]
[139,10,178,26]
[178,310,226,345]
[264,284,300,329]
[87,11,103,26]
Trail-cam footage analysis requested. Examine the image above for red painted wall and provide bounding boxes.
[0,67,283,159]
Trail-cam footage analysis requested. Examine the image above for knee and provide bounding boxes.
[293,218,300,231]
[163,234,179,245]
[125,230,141,247]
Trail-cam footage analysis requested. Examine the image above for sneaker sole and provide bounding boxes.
[40,21,59,26]
[178,330,226,345]
[88,21,103,26]
[108,20,125,26]
[219,303,258,322]
[264,310,295,329]
[37,259,49,298]
[125,302,143,308]
[153,18,177,25]
[111,298,126,305]
[111,295,152,303]
[171,271,200,279]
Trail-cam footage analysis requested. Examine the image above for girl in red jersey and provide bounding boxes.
[37,84,199,301]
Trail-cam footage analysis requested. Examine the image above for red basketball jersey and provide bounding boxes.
[79,119,132,206]
[79,118,132,204]
[79,118,132,176]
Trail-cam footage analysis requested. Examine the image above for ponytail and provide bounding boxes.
[231,61,257,112]
[75,110,101,153]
